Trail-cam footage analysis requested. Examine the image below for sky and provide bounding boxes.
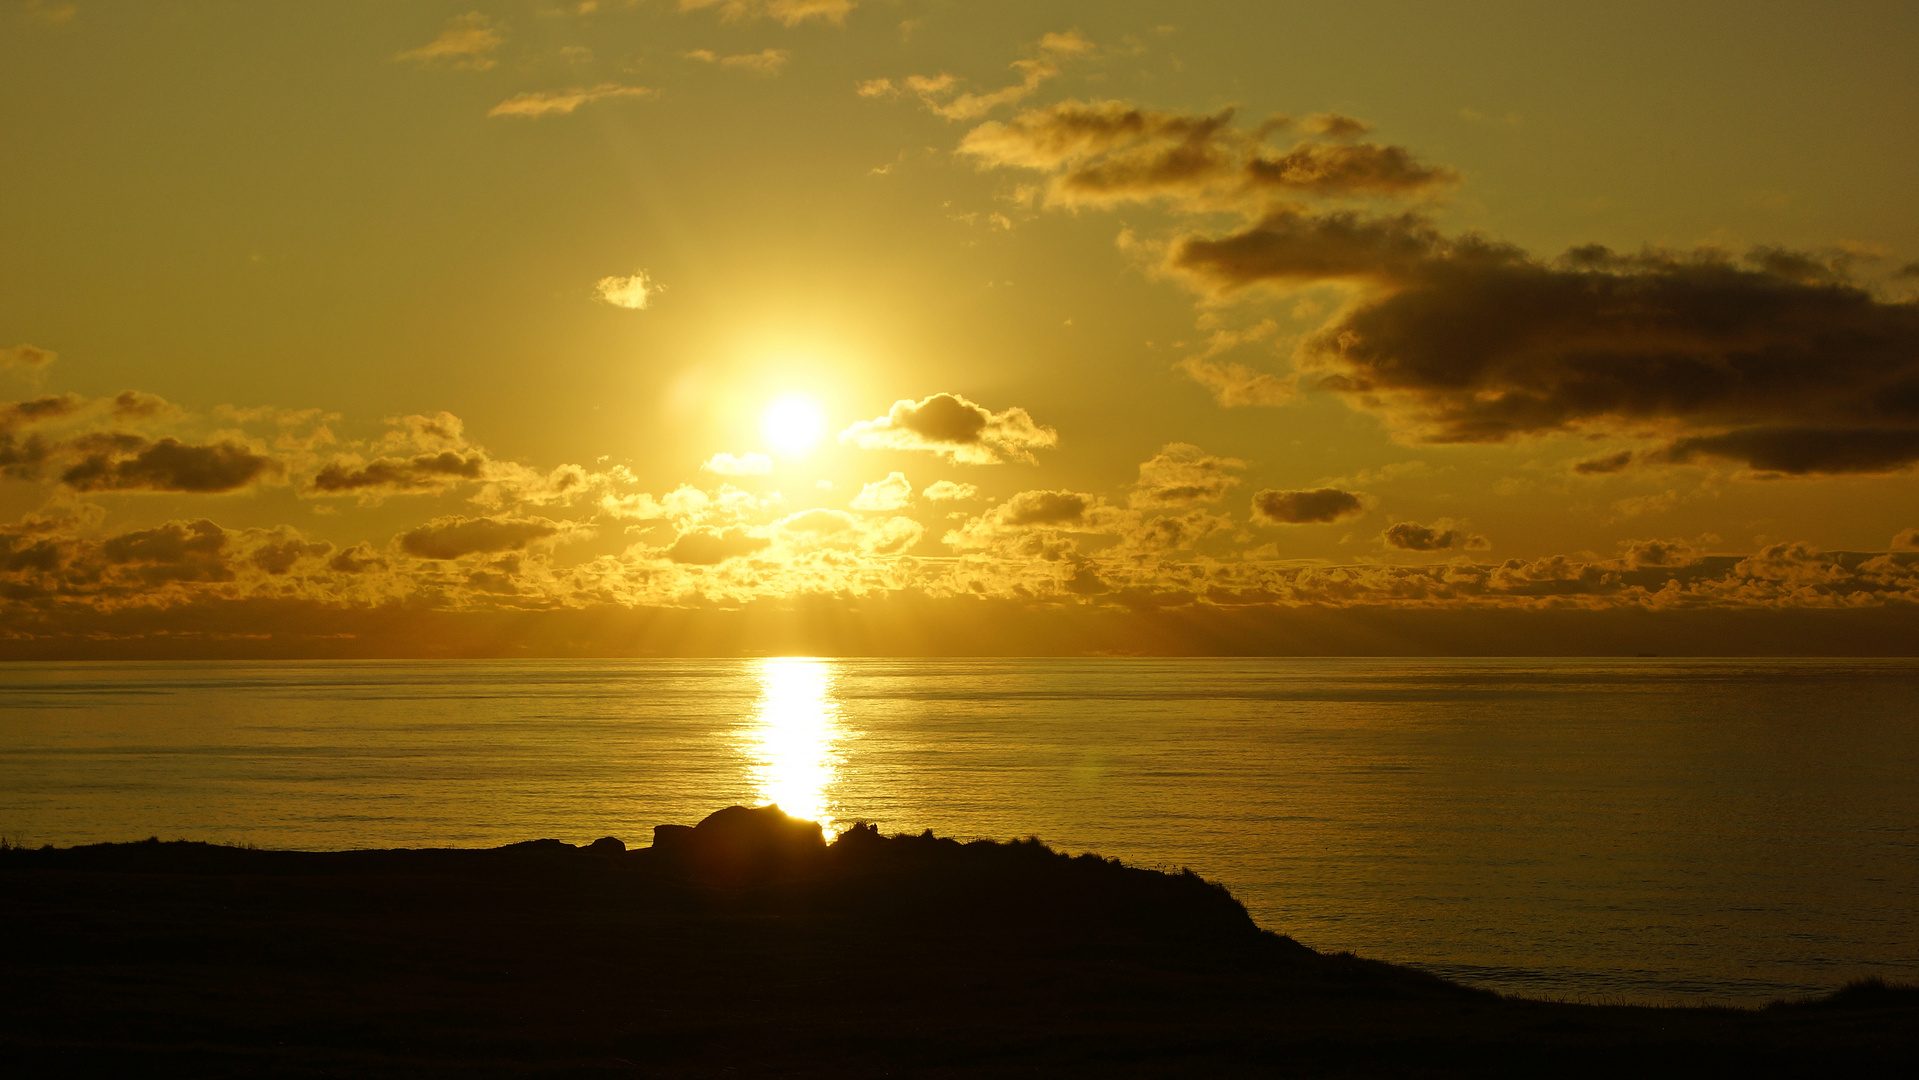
[3,0,1918,657]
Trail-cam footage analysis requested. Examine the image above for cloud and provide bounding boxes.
[1621,537,1703,567]
[0,344,56,370]
[666,526,771,565]
[399,514,577,560]
[942,489,1121,555]
[101,519,225,566]
[1131,443,1244,508]
[111,390,171,422]
[1658,427,1919,476]
[778,508,857,535]
[1892,528,1919,551]
[327,542,386,574]
[1300,112,1372,139]
[488,84,655,119]
[677,0,854,27]
[1175,320,1298,407]
[850,471,912,511]
[1382,520,1487,551]
[921,479,978,502]
[963,100,1919,477]
[595,270,655,309]
[1169,215,1919,473]
[1000,490,1089,526]
[61,437,279,493]
[959,100,1455,210]
[880,31,1093,122]
[702,452,772,476]
[1168,207,1444,291]
[310,451,488,498]
[396,12,501,71]
[470,461,589,509]
[297,412,592,509]
[1251,487,1364,525]
[21,1,75,26]
[905,31,1089,121]
[1574,451,1635,475]
[687,48,790,74]
[839,392,1057,464]
[1,393,85,432]
[249,532,334,575]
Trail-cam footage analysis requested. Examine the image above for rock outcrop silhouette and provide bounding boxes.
[3,807,1915,1078]
[650,804,827,882]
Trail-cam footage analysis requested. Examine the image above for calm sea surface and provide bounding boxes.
[2,657,1915,1005]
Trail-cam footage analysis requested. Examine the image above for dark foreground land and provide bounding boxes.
[4,807,1915,1078]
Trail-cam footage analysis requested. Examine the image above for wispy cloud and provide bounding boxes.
[686,47,790,75]
[864,31,1093,121]
[488,83,655,119]
[678,0,853,28]
[396,12,502,71]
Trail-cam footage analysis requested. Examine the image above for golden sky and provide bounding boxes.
[3,0,1918,656]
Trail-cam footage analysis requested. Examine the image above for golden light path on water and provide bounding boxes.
[742,657,845,826]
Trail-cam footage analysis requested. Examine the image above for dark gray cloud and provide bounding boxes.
[839,392,1057,464]
[97,519,236,584]
[1382,521,1488,551]
[1,394,85,431]
[327,542,386,574]
[1659,427,1919,476]
[667,527,771,565]
[959,101,1455,210]
[1251,487,1364,524]
[1574,451,1635,475]
[1172,213,1919,473]
[399,515,568,560]
[960,96,1919,481]
[310,451,489,495]
[100,519,226,564]
[1002,489,1088,525]
[62,437,279,493]
[249,536,334,575]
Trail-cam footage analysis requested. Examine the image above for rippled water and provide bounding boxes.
[3,657,1916,1005]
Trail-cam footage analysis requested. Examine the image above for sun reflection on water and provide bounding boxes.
[743,657,844,826]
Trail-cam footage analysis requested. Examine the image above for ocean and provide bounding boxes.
[2,657,1915,1006]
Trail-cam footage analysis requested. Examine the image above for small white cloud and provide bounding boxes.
[595,270,656,310]
[850,471,912,511]
[702,452,773,476]
[922,479,979,501]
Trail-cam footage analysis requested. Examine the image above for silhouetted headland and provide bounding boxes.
[4,805,1914,1077]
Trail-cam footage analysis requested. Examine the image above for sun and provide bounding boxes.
[761,395,825,457]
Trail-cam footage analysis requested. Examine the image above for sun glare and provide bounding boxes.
[761,396,824,457]
[742,657,845,826]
